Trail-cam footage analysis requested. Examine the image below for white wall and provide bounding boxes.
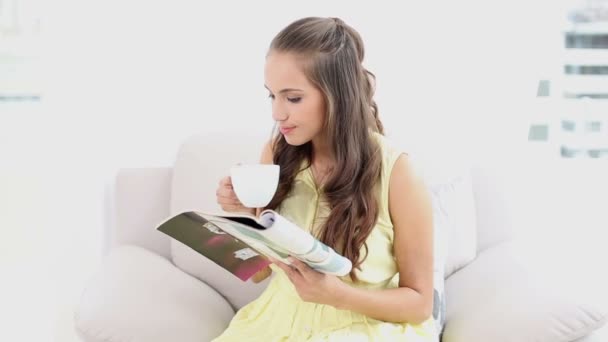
[44,0,564,179]
[2,1,585,340]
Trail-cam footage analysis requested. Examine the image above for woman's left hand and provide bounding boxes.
[270,256,346,307]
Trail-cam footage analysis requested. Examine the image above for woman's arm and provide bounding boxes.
[334,154,434,324]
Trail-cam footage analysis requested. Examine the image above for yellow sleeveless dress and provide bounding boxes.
[212,133,438,341]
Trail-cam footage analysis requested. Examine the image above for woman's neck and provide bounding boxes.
[311,134,334,167]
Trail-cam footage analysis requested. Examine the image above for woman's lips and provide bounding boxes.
[280,126,296,135]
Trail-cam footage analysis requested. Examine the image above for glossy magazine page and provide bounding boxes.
[204,210,352,277]
[156,210,352,280]
[156,212,271,282]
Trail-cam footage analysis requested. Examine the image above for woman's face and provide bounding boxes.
[264,51,327,146]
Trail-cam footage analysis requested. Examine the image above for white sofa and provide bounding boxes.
[74,133,608,342]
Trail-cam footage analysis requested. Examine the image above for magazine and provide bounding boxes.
[155,209,352,282]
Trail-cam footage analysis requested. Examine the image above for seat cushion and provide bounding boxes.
[442,242,608,342]
[74,245,235,342]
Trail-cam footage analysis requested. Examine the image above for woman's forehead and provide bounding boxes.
[264,52,311,91]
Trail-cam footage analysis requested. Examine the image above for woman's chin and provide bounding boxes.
[284,139,301,146]
[284,135,307,146]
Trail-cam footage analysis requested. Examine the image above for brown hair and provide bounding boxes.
[265,17,384,282]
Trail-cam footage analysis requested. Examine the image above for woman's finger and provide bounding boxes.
[221,204,239,212]
[219,176,233,187]
[273,261,291,275]
[216,195,238,206]
[288,257,313,277]
[216,187,238,199]
[272,259,299,280]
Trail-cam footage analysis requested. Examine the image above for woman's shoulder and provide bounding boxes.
[370,131,427,182]
[370,131,404,164]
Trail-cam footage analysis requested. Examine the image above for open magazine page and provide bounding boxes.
[203,210,352,276]
[156,212,271,282]
[257,210,352,276]
[197,213,294,264]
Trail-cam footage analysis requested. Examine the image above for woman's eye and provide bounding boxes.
[287,97,301,103]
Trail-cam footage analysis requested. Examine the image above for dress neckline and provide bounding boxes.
[306,166,324,193]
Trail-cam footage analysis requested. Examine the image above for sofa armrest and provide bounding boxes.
[75,245,235,342]
[106,167,173,259]
[443,241,607,342]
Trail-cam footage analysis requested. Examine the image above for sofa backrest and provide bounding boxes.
[169,131,273,310]
[109,167,174,258]
[470,163,515,253]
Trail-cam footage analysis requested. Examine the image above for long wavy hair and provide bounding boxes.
[265,17,384,282]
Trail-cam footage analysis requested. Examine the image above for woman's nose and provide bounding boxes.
[271,102,288,122]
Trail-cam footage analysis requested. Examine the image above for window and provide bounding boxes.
[528,1,608,159]
[0,0,41,102]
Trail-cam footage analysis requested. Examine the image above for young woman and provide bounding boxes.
[214,16,436,341]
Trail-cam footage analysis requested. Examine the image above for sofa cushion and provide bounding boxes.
[443,241,608,342]
[424,169,478,336]
[74,245,235,342]
[470,162,516,253]
[170,132,273,310]
[427,169,478,279]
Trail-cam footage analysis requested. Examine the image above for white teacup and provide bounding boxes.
[230,164,280,208]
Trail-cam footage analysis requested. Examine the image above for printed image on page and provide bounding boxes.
[156,213,271,281]
[202,215,293,263]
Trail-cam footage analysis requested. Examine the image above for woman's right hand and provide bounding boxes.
[216,176,255,214]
